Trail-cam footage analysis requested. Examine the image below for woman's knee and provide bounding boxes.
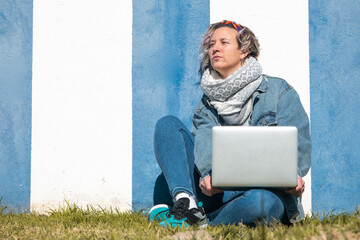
[155,115,180,130]
[154,115,181,141]
[155,115,181,136]
[155,115,191,141]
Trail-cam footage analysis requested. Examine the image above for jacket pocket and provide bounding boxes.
[252,112,277,126]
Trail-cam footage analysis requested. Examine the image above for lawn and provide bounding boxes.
[0,203,359,239]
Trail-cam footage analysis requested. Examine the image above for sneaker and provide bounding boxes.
[148,204,170,221]
[158,198,207,228]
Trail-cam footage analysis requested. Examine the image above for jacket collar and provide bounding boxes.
[257,75,269,93]
[252,75,268,101]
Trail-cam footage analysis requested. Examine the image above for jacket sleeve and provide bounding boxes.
[276,87,312,177]
[191,97,220,178]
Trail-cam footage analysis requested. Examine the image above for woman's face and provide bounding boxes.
[209,27,247,79]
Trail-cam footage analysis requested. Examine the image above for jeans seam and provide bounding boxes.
[178,127,194,145]
[178,126,196,195]
[177,128,191,188]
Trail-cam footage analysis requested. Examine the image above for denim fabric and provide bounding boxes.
[154,115,285,226]
[190,75,312,222]
[154,116,197,198]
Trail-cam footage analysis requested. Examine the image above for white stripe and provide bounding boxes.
[31,0,132,212]
[210,0,311,215]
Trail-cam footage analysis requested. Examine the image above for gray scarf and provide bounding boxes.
[201,57,262,125]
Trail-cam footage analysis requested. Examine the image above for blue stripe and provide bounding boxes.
[310,0,360,213]
[132,0,209,209]
[0,0,32,212]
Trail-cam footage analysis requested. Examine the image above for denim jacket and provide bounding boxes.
[191,75,312,222]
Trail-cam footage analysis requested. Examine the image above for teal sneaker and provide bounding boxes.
[148,204,170,221]
[158,198,207,228]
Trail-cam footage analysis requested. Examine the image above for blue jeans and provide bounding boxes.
[154,115,286,226]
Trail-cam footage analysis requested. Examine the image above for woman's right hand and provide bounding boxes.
[200,175,224,196]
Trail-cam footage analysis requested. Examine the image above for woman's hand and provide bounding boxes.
[200,175,224,196]
[285,177,305,197]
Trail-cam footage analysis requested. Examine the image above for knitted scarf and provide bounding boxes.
[201,57,262,125]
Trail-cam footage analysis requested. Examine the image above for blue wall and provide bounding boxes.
[0,0,32,212]
[132,0,209,209]
[310,0,360,213]
[0,0,359,214]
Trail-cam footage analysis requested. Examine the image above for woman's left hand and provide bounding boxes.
[200,175,224,196]
[285,177,305,197]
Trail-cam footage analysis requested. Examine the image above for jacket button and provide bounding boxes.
[262,117,266,125]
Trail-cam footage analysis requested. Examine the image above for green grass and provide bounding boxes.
[0,203,359,239]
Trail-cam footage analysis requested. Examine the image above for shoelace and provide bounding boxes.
[167,200,188,219]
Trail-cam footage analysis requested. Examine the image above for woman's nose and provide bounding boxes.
[211,43,219,53]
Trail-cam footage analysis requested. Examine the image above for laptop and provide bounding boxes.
[211,126,298,188]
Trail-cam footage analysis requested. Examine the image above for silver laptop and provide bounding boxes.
[211,126,298,188]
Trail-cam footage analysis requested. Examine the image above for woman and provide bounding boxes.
[150,20,311,228]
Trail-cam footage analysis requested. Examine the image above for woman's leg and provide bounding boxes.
[153,115,196,199]
[153,115,210,227]
[153,115,223,212]
[208,189,285,226]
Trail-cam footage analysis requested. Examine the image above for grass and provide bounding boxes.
[0,203,359,239]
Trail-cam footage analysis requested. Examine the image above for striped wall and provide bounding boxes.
[0,0,359,215]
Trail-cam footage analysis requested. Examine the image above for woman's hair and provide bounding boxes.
[199,20,260,76]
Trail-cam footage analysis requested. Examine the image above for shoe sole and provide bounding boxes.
[148,204,170,221]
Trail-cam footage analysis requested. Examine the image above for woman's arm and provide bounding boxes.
[277,86,311,197]
[191,96,220,179]
[191,96,225,196]
[276,87,312,178]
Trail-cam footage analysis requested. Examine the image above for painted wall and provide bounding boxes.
[0,0,359,215]
[309,0,360,214]
[0,0,32,212]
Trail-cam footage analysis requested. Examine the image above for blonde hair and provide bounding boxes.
[199,21,260,75]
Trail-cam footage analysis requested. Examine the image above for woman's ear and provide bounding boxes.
[240,52,249,61]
